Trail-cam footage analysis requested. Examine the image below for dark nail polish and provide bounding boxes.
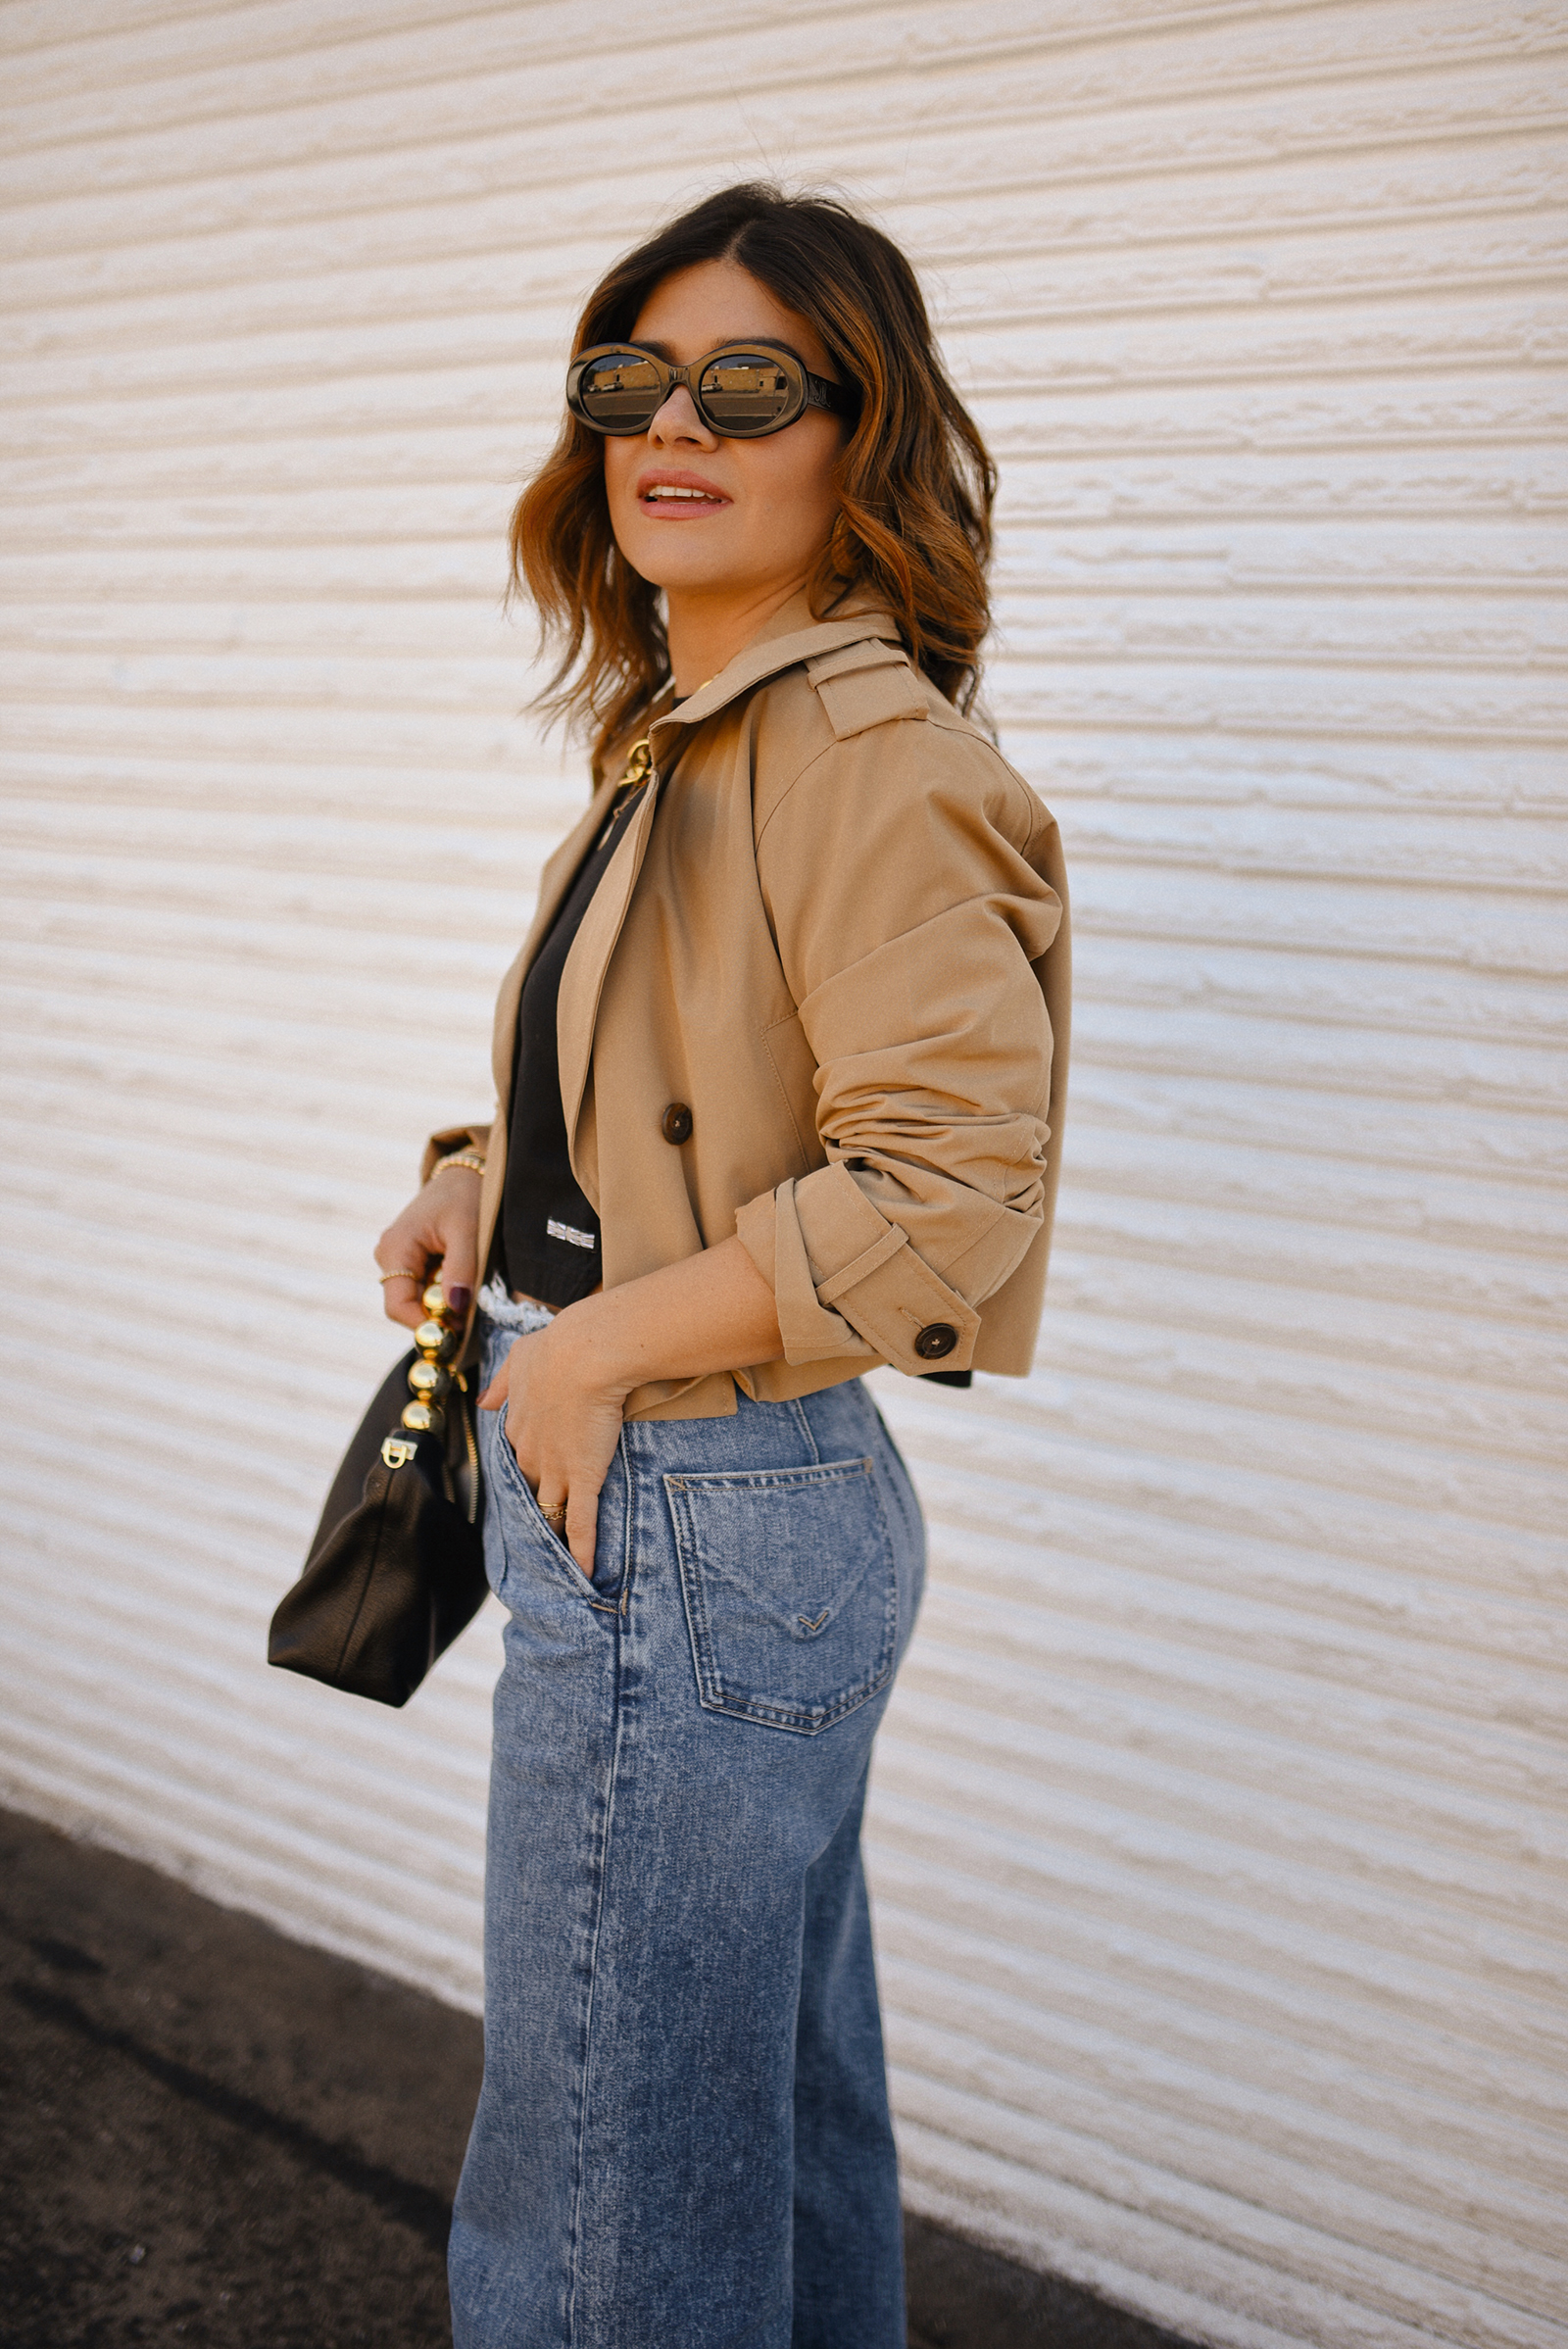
[448,1285,472,1314]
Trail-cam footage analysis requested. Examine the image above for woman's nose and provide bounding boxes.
[648,383,716,448]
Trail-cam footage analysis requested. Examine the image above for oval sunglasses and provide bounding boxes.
[566,342,857,440]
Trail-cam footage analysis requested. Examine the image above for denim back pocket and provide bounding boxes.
[664,1458,898,1734]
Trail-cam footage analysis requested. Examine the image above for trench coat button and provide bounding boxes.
[661,1101,693,1145]
[913,1323,958,1361]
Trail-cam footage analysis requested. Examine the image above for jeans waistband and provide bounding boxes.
[476,1276,556,1336]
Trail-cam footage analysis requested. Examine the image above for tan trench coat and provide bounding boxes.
[426,591,1070,1421]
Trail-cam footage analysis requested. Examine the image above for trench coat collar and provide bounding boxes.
[646,590,902,752]
[526,596,899,981]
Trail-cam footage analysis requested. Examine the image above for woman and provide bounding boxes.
[375,184,1069,2349]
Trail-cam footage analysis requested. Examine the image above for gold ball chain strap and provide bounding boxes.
[381,1280,465,1470]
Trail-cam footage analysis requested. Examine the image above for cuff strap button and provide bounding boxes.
[913,1322,958,1360]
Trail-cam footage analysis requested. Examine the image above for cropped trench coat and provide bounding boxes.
[427,591,1070,1422]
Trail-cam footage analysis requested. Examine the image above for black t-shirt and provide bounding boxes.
[495,778,648,1306]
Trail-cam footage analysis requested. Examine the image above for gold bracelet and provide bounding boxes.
[434,1152,486,1178]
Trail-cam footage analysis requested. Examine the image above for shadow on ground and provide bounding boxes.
[1,1808,1189,2349]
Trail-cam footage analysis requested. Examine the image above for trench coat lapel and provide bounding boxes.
[487,777,621,1108]
[529,602,905,1174]
[555,771,662,1150]
[552,608,897,1150]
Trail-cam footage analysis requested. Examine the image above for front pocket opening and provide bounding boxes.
[491,1415,620,1604]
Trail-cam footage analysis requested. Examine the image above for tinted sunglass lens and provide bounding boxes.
[698,353,796,433]
[576,351,663,431]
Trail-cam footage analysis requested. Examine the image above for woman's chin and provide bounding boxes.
[627,545,760,599]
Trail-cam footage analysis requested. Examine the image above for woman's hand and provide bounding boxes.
[478,1313,632,1579]
[477,1237,784,1582]
[374,1164,483,1331]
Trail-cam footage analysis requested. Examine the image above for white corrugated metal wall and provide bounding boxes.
[2,5,1564,2343]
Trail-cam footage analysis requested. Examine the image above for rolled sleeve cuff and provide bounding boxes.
[736,1185,877,1365]
[420,1122,493,1186]
[738,1165,980,1376]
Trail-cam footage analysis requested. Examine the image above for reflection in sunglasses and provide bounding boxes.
[569,342,852,438]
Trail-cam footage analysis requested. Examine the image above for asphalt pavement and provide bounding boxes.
[1,1807,1188,2349]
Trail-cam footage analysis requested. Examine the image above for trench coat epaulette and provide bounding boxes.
[804,638,929,741]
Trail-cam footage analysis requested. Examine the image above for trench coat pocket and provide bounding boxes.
[664,1459,898,1733]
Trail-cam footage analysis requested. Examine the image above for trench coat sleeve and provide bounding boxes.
[736,713,1062,1379]
[419,1123,494,1185]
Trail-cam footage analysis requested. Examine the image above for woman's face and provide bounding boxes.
[602,259,847,617]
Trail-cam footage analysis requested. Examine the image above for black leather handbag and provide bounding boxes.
[269,1288,487,1707]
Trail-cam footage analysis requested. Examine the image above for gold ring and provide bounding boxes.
[540,1501,568,1524]
[377,1267,422,1285]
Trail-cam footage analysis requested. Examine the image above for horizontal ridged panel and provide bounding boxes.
[1,6,1563,2344]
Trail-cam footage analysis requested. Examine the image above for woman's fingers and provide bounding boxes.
[373,1167,483,1329]
[477,1341,591,1578]
[531,1480,596,1583]
[433,1226,478,1314]
[426,1164,481,1311]
[563,1488,600,1579]
[510,1415,597,1582]
[377,1273,425,1328]
[373,1206,436,1326]
[488,1322,621,1580]
[534,1484,574,1552]
[490,1338,530,1432]
[373,1233,432,1327]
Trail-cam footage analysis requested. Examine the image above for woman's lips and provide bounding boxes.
[636,469,730,516]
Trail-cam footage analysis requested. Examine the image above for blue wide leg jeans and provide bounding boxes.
[448,1315,926,2349]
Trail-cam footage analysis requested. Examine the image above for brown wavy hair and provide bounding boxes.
[512,182,996,770]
